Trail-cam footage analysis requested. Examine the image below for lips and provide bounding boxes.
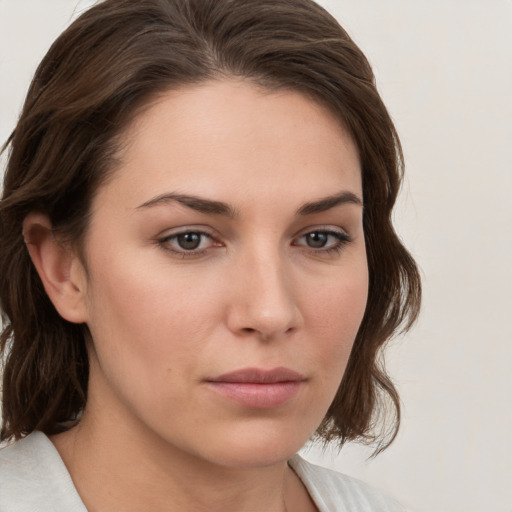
[204,367,305,409]
[208,367,305,384]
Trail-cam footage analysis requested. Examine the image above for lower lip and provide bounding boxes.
[205,381,303,409]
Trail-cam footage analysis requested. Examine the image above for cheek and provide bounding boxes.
[83,267,214,425]
[308,256,368,326]
[303,260,369,369]
[83,253,223,380]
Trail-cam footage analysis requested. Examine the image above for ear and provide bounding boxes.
[23,213,88,324]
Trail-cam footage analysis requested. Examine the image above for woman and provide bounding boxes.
[0,0,421,510]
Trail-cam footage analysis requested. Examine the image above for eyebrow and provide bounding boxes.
[136,190,362,217]
[296,191,363,215]
[137,193,238,217]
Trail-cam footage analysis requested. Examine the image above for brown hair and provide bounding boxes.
[0,0,421,451]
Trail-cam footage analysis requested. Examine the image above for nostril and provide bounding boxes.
[238,325,296,340]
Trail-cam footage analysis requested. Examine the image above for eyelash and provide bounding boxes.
[293,229,352,256]
[158,230,217,258]
[158,228,352,258]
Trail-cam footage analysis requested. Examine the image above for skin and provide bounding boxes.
[25,80,368,512]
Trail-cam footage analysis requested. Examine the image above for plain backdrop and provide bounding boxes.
[1,1,511,511]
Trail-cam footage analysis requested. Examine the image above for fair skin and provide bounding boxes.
[24,80,368,512]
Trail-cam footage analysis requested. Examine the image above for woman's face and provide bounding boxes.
[78,80,368,468]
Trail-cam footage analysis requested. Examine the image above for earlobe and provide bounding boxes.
[23,213,88,324]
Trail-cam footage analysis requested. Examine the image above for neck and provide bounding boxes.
[51,411,306,512]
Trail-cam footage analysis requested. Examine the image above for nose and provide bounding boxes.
[225,247,303,341]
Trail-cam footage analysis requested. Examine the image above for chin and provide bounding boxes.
[204,445,299,471]
[182,421,312,470]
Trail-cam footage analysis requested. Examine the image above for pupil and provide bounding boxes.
[177,233,201,250]
[307,232,328,248]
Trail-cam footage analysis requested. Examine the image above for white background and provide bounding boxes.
[1,1,511,511]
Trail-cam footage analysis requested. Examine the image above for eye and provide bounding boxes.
[294,229,351,254]
[159,229,219,255]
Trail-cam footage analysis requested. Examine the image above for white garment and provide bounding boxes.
[0,431,406,511]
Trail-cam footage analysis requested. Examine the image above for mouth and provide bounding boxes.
[204,367,306,409]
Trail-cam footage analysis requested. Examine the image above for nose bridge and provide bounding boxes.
[227,238,301,339]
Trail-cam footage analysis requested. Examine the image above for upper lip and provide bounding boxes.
[206,367,305,383]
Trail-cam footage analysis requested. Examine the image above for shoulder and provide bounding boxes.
[289,455,407,512]
[0,431,86,512]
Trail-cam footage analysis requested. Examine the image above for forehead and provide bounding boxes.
[96,79,362,212]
